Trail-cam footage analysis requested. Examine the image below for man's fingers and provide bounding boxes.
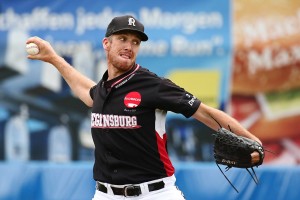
[27,54,39,60]
[251,151,260,164]
[26,36,42,43]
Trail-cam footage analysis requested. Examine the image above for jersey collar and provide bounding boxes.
[102,64,140,89]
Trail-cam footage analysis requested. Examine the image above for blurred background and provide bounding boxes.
[1,0,300,199]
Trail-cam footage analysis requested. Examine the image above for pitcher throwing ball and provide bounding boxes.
[26,15,263,200]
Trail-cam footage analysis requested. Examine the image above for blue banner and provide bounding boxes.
[0,0,231,107]
[0,0,232,162]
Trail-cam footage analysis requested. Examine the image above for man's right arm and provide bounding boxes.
[26,36,96,107]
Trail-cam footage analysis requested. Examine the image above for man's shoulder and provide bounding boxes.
[137,65,162,80]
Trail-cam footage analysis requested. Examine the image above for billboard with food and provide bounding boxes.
[231,0,300,164]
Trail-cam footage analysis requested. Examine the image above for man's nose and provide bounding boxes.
[124,41,133,50]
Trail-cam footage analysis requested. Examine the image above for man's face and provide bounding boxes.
[105,31,141,72]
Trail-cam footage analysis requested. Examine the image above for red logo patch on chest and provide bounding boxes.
[124,91,141,108]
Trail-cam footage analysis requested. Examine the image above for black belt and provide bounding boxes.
[96,181,165,197]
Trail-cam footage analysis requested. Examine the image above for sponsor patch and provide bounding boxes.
[124,91,141,108]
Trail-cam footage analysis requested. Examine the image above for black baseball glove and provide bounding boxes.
[214,127,264,168]
[213,127,265,192]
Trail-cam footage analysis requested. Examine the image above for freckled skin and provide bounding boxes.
[103,32,141,80]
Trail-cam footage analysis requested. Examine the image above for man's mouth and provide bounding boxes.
[120,53,131,59]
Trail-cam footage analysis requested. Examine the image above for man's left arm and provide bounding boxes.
[192,103,262,145]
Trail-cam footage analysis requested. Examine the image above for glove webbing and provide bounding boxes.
[216,163,259,193]
[210,115,261,192]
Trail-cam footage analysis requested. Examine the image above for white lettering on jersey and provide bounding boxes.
[186,93,196,106]
[91,113,140,129]
[115,74,135,88]
[188,96,196,106]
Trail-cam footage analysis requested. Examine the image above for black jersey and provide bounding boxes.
[89,64,201,184]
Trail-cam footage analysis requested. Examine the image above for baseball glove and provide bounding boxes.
[213,127,264,192]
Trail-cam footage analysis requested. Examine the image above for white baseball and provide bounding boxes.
[26,42,39,55]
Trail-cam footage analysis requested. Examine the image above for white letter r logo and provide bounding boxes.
[128,18,136,26]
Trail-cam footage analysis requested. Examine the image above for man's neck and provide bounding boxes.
[107,64,135,81]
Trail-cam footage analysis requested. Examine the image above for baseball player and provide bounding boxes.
[26,15,262,200]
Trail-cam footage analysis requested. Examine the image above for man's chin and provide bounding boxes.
[118,62,134,71]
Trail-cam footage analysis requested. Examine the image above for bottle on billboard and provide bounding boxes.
[4,105,30,162]
[48,124,72,162]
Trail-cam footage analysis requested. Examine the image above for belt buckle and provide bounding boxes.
[124,185,138,197]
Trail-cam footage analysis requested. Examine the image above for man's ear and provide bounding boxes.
[102,38,110,50]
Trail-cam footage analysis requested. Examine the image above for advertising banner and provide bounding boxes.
[232,0,300,164]
[0,0,231,107]
[0,0,232,161]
